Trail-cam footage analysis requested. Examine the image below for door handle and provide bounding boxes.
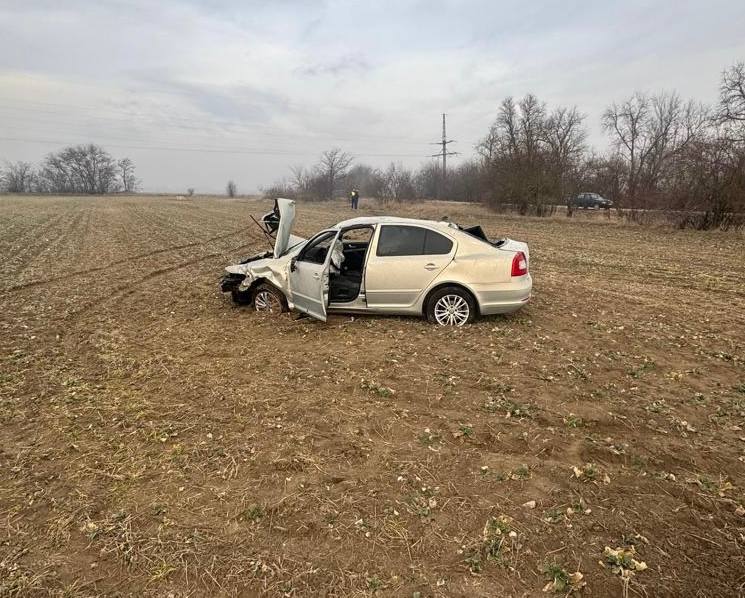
[424,263,438,270]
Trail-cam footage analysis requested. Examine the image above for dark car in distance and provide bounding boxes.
[569,192,613,209]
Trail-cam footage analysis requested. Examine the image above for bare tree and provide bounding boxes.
[544,107,587,167]
[346,164,384,198]
[475,127,498,164]
[601,92,649,203]
[478,94,578,215]
[719,61,745,141]
[36,144,120,194]
[444,160,484,202]
[602,92,708,207]
[376,162,416,202]
[643,95,708,191]
[226,180,237,198]
[518,94,546,161]
[476,97,519,162]
[543,106,587,213]
[415,162,441,198]
[578,152,625,206]
[118,158,138,192]
[1,161,34,193]
[288,165,311,198]
[261,179,296,199]
[317,148,353,200]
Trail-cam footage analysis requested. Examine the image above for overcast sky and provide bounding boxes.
[1,0,744,193]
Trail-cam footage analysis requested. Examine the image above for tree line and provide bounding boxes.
[0,144,138,194]
[265,61,745,230]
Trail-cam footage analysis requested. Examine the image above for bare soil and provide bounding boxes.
[1,195,744,597]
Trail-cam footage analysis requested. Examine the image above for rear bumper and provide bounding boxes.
[475,274,532,315]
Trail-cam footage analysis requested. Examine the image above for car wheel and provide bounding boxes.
[426,286,476,326]
[231,289,252,305]
[252,283,288,314]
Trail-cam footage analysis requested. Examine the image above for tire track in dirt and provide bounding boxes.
[66,236,263,321]
[1,226,257,294]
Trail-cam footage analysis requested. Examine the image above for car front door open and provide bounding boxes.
[288,230,339,321]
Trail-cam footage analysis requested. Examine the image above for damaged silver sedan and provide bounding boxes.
[220,199,531,325]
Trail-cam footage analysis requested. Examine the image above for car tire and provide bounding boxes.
[252,283,288,314]
[231,289,252,305]
[426,286,477,326]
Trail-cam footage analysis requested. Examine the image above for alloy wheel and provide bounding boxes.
[433,294,470,326]
[254,290,282,313]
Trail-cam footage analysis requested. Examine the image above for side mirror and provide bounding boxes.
[290,257,297,272]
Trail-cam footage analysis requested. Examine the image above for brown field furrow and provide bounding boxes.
[0,210,68,273]
[0,195,743,598]
[1,205,89,287]
[1,225,255,294]
[65,237,262,320]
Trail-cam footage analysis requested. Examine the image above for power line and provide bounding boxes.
[0,114,415,151]
[0,98,426,144]
[0,135,427,159]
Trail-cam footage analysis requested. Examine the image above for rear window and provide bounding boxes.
[377,225,453,257]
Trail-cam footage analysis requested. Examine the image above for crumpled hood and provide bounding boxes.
[225,237,306,276]
[273,198,296,258]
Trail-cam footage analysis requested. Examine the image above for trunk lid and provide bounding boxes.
[499,238,530,265]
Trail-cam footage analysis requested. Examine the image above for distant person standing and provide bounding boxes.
[350,188,360,210]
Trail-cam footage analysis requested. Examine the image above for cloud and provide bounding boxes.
[1,0,745,192]
[296,53,371,77]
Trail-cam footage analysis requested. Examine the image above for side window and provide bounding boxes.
[298,231,337,264]
[376,225,426,256]
[342,227,374,244]
[377,225,454,256]
[423,230,453,255]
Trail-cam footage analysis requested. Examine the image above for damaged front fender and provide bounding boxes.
[222,245,302,300]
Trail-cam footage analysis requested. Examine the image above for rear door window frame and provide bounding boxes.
[375,224,454,257]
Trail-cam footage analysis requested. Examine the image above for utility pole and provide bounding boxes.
[429,113,458,198]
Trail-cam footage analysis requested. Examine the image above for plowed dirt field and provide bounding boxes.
[1,195,744,597]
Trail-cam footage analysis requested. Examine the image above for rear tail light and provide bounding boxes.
[511,251,528,277]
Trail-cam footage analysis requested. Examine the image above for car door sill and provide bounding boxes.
[328,294,368,311]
